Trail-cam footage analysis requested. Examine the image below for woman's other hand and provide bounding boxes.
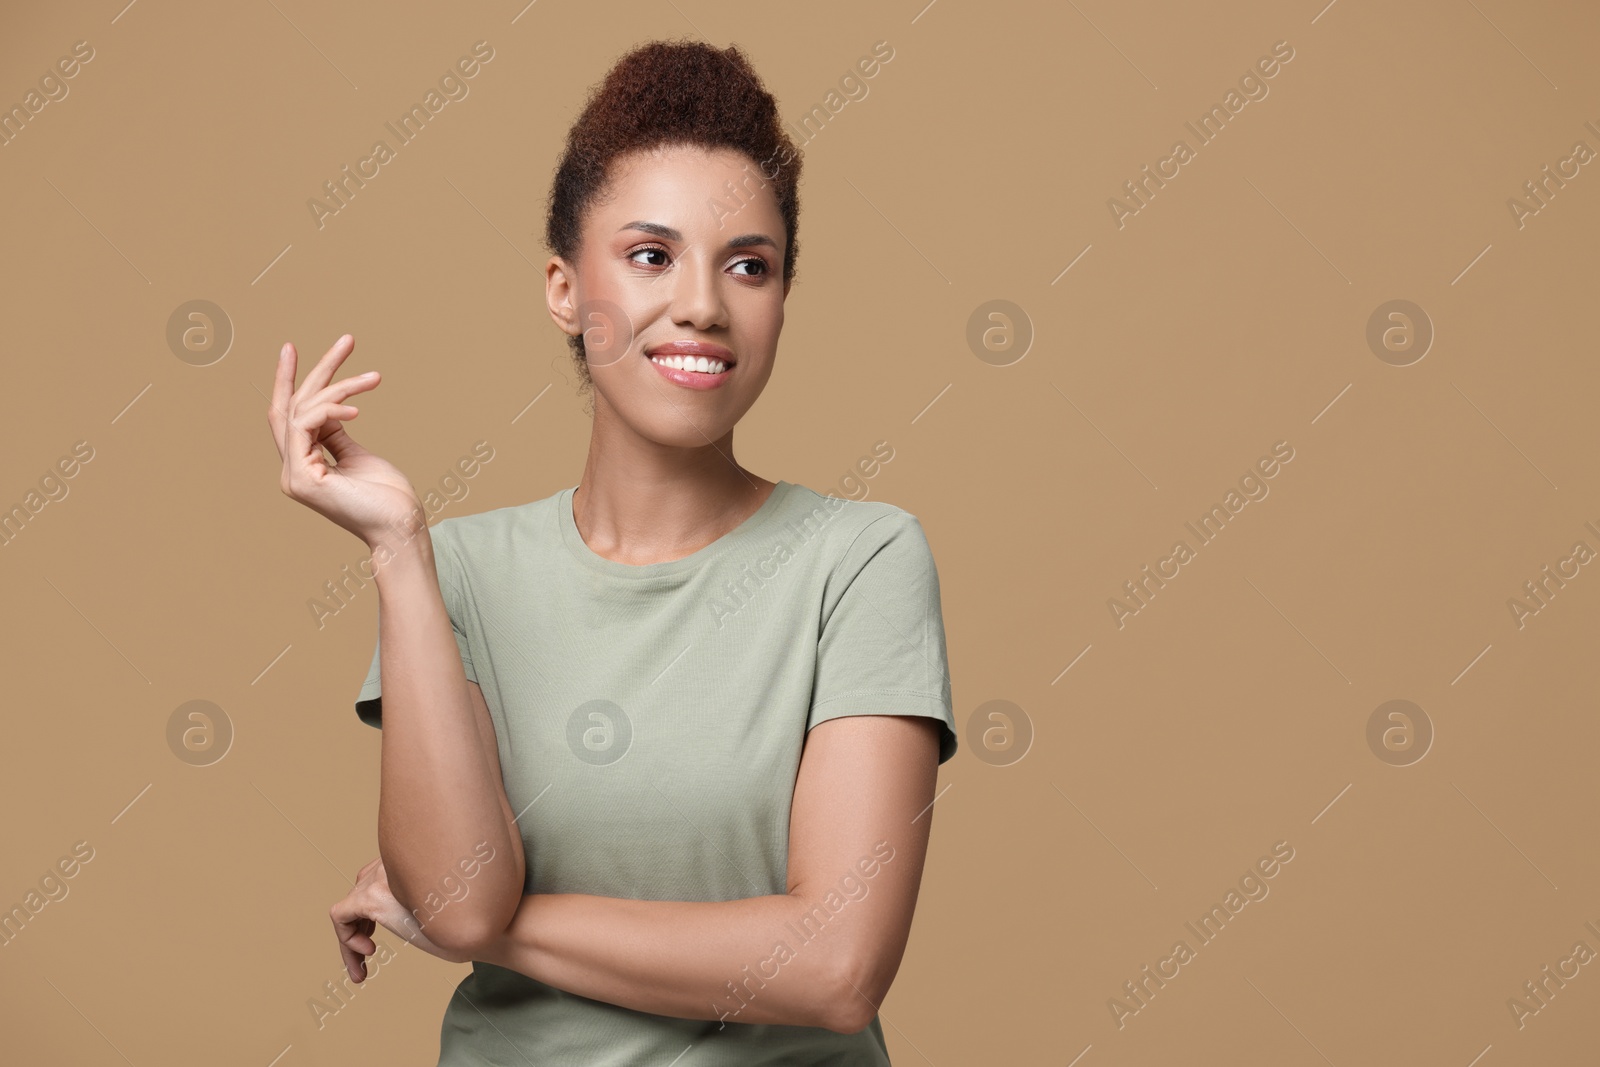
[330,855,469,982]
[269,334,424,547]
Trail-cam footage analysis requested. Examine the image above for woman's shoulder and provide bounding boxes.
[426,488,566,559]
[779,481,931,558]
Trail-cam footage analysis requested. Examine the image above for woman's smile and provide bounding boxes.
[644,338,735,389]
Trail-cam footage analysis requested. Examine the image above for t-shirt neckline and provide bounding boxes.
[557,480,794,580]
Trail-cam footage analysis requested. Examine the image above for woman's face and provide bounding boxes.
[547,143,789,449]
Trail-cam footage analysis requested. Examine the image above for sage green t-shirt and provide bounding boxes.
[354,479,957,1065]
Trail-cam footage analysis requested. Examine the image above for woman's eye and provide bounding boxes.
[730,257,768,276]
[629,246,669,267]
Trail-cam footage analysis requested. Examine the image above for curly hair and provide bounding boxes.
[545,38,804,398]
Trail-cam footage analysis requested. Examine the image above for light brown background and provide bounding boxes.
[2,0,1597,1063]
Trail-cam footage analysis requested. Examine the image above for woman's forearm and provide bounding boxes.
[478,891,865,1033]
[370,528,524,951]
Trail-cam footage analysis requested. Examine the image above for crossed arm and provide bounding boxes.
[364,536,944,1033]
[392,680,943,1036]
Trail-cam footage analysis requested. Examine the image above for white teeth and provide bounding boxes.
[650,354,728,374]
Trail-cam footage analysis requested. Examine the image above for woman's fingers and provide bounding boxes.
[299,333,356,400]
[273,339,384,487]
[290,400,361,444]
[341,940,367,984]
[331,899,379,983]
[334,926,367,982]
[296,365,381,420]
[269,336,371,454]
[298,375,381,465]
[267,343,297,455]
[278,404,353,494]
[349,914,377,957]
[286,396,371,477]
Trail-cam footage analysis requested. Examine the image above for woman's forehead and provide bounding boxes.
[588,147,783,231]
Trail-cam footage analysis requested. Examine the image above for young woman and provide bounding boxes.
[269,38,957,1065]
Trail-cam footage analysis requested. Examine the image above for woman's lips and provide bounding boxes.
[647,354,732,390]
[643,341,734,391]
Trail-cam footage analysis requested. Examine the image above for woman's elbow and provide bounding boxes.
[821,948,891,1035]
[399,876,522,958]
[425,914,499,958]
[823,993,879,1037]
[421,898,513,958]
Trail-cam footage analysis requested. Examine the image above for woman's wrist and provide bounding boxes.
[365,521,437,584]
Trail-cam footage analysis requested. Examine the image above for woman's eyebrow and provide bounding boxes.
[619,220,777,251]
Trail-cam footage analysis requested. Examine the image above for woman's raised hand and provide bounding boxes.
[269,334,423,547]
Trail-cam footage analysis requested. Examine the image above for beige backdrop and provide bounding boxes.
[2,0,1597,1063]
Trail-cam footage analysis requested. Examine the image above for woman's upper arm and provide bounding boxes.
[786,711,943,1031]
[465,680,527,874]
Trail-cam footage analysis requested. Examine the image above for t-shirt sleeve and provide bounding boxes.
[354,525,478,729]
[808,510,958,765]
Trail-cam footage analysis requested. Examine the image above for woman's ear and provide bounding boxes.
[546,257,580,337]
